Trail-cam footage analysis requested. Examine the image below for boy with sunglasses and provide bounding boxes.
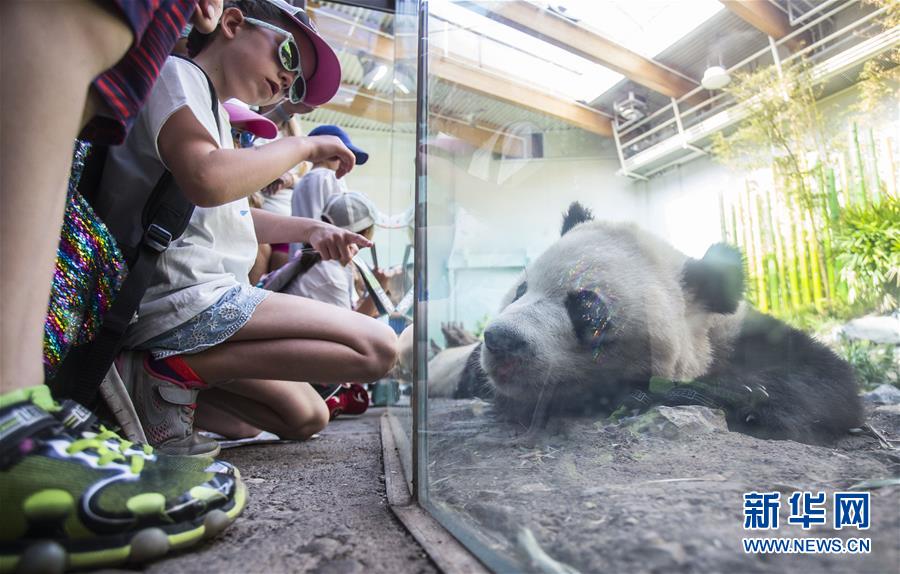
[97,0,398,459]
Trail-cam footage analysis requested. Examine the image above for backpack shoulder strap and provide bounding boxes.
[66,57,221,407]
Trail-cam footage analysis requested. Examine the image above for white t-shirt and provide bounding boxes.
[284,260,359,309]
[261,188,293,216]
[96,57,257,346]
[289,166,347,256]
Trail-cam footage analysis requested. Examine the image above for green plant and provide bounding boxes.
[833,196,900,311]
[836,338,899,391]
[857,0,900,114]
[712,61,838,317]
[472,313,491,340]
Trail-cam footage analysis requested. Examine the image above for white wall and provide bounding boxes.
[633,156,736,258]
[426,132,646,338]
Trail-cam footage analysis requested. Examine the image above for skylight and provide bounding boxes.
[429,0,724,103]
[430,0,623,102]
[549,1,724,59]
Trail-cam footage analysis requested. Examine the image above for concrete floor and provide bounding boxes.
[140,408,439,574]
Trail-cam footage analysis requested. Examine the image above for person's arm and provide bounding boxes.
[260,100,316,129]
[250,208,372,265]
[158,107,355,207]
[352,266,397,317]
[191,0,223,33]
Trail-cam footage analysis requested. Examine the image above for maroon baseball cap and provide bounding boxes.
[265,0,341,106]
[223,100,278,139]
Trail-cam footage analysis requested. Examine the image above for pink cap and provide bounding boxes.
[223,100,278,139]
[266,0,341,106]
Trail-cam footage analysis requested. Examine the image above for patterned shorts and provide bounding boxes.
[136,284,271,359]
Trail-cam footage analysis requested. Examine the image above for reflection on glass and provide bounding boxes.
[419,1,899,572]
[301,0,418,488]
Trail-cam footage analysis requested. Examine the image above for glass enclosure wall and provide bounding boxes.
[301,1,417,487]
[415,1,899,572]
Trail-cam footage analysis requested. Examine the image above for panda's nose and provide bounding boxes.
[483,326,528,356]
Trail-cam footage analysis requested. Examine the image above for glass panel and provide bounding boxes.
[386,0,420,493]
[418,1,899,572]
[302,0,416,490]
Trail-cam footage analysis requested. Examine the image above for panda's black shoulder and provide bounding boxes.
[723,310,852,376]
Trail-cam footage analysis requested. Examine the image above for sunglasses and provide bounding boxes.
[232,128,256,148]
[244,17,307,104]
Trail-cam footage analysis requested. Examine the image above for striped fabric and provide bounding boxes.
[81,0,196,145]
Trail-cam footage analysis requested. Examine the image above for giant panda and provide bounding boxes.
[439,202,862,445]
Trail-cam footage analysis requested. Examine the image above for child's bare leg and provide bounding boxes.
[249,243,272,286]
[198,380,329,440]
[0,1,132,391]
[184,293,398,384]
[195,399,261,439]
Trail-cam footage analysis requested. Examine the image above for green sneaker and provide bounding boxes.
[0,386,246,573]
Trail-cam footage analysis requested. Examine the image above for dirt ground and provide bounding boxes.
[426,399,900,574]
[134,409,437,574]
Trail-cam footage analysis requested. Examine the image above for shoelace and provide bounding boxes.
[94,426,154,457]
[66,435,146,474]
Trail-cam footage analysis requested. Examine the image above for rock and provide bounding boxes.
[839,315,900,344]
[313,558,364,574]
[624,406,729,439]
[646,540,687,566]
[300,537,343,561]
[862,384,900,405]
[875,404,900,416]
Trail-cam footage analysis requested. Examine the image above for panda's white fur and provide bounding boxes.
[439,203,862,444]
[486,220,731,397]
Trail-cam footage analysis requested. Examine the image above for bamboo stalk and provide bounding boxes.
[791,193,812,307]
[853,122,869,205]
[817,164,838,301]
[839,152,853,207]
[739,184,763,310]
[825,166,841,223]
[756,193,780,314]
[805,206,824,312]
[766,186,790,312]
[748,186,768,313]
[885,135,898,199]
[869,128,882,204]
[767,255,780,315]
[778,175,802,312]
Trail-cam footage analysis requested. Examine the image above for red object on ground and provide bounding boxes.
[325,384,370,420]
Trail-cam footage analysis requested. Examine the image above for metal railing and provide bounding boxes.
[612,0,895,179]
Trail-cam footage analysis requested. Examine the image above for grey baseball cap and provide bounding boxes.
[322,192,377,233]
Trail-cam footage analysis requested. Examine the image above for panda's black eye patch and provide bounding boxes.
[565,289,611,345]
[513,281,527,302]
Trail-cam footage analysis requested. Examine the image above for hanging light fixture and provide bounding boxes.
[702,39,731,90]
[701,65,731,90]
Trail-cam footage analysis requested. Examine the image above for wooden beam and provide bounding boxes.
[309,4,613,137]
[476,1,697,100]
[433,56,613,137]
[720,0,806,51]
[431,116,527,158]
[307,5,394,60]
[321,87,527,156]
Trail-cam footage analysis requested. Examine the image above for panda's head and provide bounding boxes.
[480,202,744,402]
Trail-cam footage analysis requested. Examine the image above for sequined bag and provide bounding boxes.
[43,142,127,379]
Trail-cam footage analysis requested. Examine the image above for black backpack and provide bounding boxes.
[48,56,220,409]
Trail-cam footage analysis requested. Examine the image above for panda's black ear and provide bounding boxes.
[682,243,744,314]
[561,202,594,236]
